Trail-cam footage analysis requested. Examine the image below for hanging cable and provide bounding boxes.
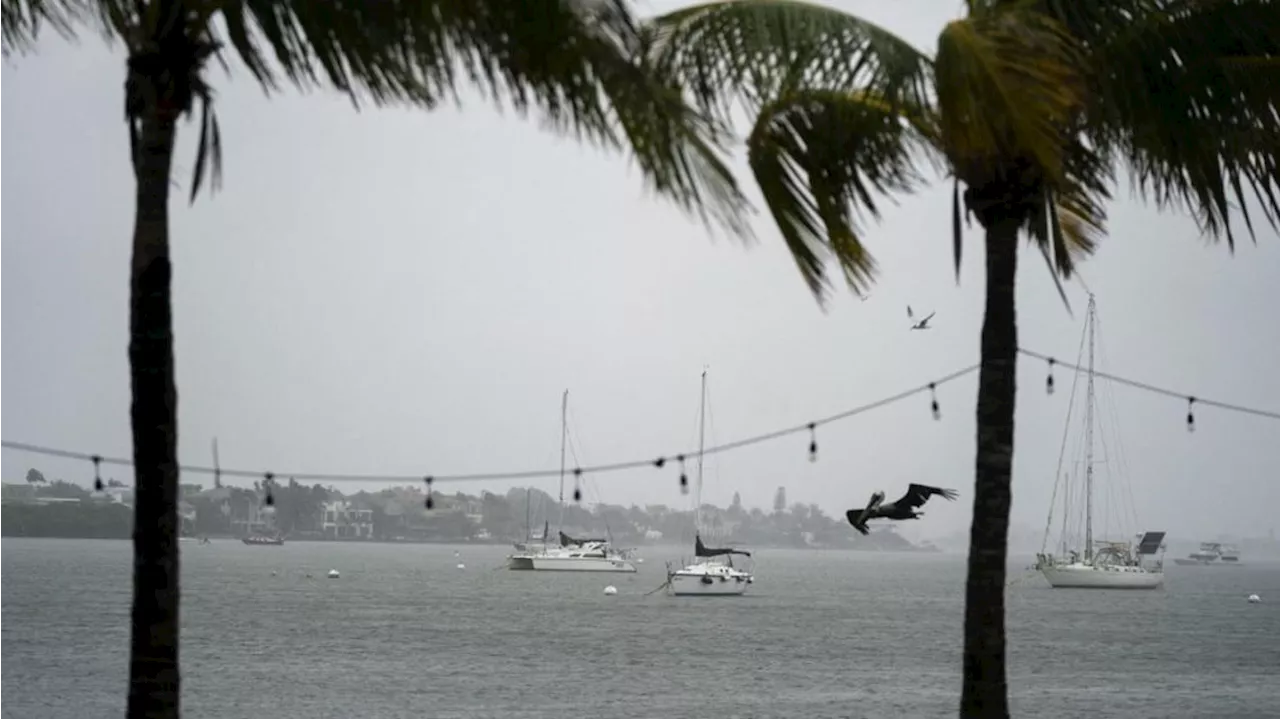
[1018,348,1280,421]
[4,350,1277,490]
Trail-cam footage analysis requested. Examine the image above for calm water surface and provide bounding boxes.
[4,538,1279,718]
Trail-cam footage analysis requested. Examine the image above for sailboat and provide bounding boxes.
[507,390,637,573]
[666,369,754,596]
[1035,295,1166,589]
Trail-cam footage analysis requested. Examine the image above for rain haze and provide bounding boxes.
[4,0,1279,550]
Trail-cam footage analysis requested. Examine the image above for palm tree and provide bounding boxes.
[645,0,1278,715]
[2,2,752,717]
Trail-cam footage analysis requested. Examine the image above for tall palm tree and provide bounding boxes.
[2,2,751,717]
[645,0,1278,715]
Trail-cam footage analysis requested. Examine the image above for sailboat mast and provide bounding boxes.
[1084,295,1097,562]
[557,389,569,535]
[211,437,221,489]
[695,368,707,532]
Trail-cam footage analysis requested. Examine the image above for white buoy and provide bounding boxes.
[456,563,466,570]
[270,570,278,577]
[1248,594,1261,604]
[327,569,340,579]
[603,585,618,596]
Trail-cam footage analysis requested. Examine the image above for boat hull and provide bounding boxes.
[669,573,749,596]
[667,560,752,596]
[1039,563,1163,589]
[508,555,637,572]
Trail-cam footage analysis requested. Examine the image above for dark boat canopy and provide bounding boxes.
[695,534,751,558]
[560,531,607,546]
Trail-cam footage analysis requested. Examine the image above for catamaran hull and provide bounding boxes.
[1039,564,1164,589]
[508,555,637,572]
[669,573,749,596]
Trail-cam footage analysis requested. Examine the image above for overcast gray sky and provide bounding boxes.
[4,0,1279,545]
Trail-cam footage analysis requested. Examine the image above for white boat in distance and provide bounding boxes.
[1035,295,1166,590]
[666,368,754,596]
[1172,542,1241,566]
[507,390,637,573]
[668,536,753,596]
[508,532,638,573]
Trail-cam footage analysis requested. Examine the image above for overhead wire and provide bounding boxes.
[4,346,1278,497]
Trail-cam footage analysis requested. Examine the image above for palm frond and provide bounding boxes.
[647,0,934,121]
[934,7,1087,191]
[249,0,753,231]
[2,0,84,53]
[746,88,935,302]
[1042,0,1280,247]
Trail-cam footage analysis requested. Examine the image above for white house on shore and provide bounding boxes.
[320,500,374,539]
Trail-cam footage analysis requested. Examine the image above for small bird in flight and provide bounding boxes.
[907,305,935,330]
[845,483,959,536]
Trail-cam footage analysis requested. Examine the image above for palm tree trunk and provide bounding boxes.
[126,107,182,719]
[960,218,1019,718]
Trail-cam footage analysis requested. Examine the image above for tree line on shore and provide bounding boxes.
[3,472,928,551]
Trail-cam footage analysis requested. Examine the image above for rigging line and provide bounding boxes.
[1042,316,1089,555]
[1094,318,1141,533]
[1017,348,1280,420]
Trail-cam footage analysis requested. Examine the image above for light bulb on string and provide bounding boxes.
[1186,397,1196,433]
[424,476,434,510]
[572,468,583,503]
[1045,358,1056,395]
[677,455,688,494]
[929,383,941,420]
[263,472,275,506]
[807,423,818,463]
[91,455,103,491]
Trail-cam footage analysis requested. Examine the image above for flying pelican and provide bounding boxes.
[845,484,958,535]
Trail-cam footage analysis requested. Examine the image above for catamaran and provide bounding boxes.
[507,390,637,573]
[1035,295,1166,589]
[666,369,754,596]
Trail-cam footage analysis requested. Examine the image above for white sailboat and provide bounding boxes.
[1036,295,1166,590]
[508,390,638,573]
[667,369,754,596]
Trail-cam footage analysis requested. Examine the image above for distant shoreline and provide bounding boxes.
[0,532,946,553]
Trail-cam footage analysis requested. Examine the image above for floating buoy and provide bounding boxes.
[637,558,645,564]
[327,569,340,579]
[604,585,618,596]
[270,570,278,577]
[456,563,465,570]
[305,572,314,579]
[1248,594,1261,604]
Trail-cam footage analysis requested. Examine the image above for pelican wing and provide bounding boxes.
[895,483,958,509]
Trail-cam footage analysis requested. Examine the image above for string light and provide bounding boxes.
[1045,358,1056,395]
[1017,348,1280,424]
[263,472,275,506]
[5,351,1278,493]
[572,467,583,502]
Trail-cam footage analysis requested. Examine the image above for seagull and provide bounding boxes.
[845,483,959,536]
[907,305,935,330]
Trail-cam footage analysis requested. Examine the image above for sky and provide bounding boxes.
[3,0,1279,547]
